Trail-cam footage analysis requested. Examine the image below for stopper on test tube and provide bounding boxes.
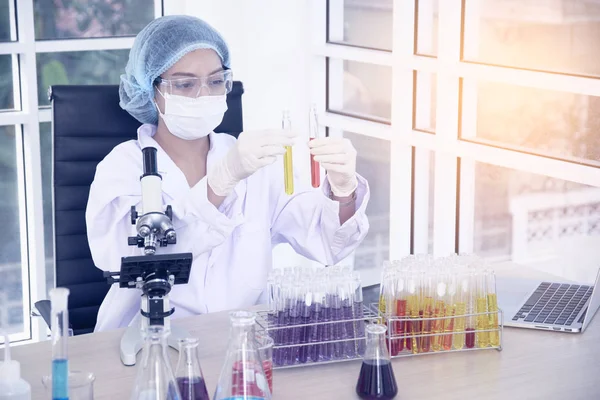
[50,288,70,311]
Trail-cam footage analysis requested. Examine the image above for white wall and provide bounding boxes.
[184,0,314,269]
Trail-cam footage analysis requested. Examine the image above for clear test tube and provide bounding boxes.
[298,281,312,364]
[383,270,397,355]
[465,272,477,349]
[443,273,457,351]
[340,277,356,358]
[419,272,434,353]
[279,280,294,366]
[308,281,322,363]
[486,269,500,347]
[432,272,447,352]
[50,288,70,400]
[309,105,321,188]
[282,110,294,195]
[393,270,407,355]
[453,271,469,350]
[475,271,490,348]
[405,270,420,354]
[378,268,392,318]
[266,273,278,327]
[321,281,334,361]
[351,272,366,355]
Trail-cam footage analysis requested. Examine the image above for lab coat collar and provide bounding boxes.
[135,124,246,213]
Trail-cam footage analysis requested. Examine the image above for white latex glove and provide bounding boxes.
[208,129,297,196]
[309,137,358,197]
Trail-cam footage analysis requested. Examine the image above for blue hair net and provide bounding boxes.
[119,15,230,124]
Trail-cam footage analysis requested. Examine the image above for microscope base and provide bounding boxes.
[120,319,191,366]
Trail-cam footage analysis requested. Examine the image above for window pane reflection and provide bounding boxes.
[468,162,600,282]
[464,0,600,76]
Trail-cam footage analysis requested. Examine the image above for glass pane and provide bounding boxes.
[40,123,55,292]
[328,58,392,122]
[328,0,393,51]
[34,0,154,40]
[468,162,600,282]
[0,0,16,42]
[414,72,437,132]
[462,80,600,167]
[415,0,439,56]
[464,0,600,76]
[0,125,25,334]
[413,148,435,254]
[0,54,16,110]
[331,130,390,286]
[37,49,129,106]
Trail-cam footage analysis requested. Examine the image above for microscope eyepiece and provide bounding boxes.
[142,147,160,178]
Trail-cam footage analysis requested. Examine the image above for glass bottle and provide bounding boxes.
[213,311,272,400]
[175,338,209,400]
[356,324,398,400]
[130,326,181,400]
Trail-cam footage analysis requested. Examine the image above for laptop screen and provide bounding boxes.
[582,268,600,331]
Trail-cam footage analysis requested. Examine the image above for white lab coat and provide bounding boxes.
[86,124,370,332]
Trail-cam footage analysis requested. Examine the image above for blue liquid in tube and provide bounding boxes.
[52,358,69,400]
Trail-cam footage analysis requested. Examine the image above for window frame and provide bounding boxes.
[0,0,176,345]
[312,0,600,279]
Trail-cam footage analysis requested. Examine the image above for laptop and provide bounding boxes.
[497,268,600,333]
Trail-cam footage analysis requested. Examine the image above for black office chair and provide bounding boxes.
[34,82,244,335]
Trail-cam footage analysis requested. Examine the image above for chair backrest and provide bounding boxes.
[50,82,244,334]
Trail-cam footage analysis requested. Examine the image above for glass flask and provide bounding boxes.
[175,338,210,400]
[356,324,398,400]
[213,311,272,400]
[130,326,181,400]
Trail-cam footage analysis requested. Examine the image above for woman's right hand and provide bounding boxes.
[208,129,297,197]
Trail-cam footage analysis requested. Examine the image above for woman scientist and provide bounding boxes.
[86,15,370,332]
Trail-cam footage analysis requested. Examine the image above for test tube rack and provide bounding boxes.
[255,305,379,370]
[372,303,504,358]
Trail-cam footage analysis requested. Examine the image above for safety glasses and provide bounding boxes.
[155,69,233,97]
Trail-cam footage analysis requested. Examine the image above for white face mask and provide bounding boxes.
[156,92,228,140]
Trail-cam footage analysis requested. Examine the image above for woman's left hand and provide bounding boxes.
[309,137,358,197]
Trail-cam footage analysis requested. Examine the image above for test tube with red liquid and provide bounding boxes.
[393,270,407,355]
[309,106,321,188]
[465,272,476,349]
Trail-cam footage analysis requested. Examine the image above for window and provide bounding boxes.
[327,0,393,51]
[463,161,600,282]
[328,128,391,286]
[0,54,17,110]
[36,50,130,106]
[414,72,437,133]
[327,58,392,122]
[318,0,600,281]
[461,80,600,166]
[463,0,600,76]
[415,0,439,56]
[33,0,154,40]
[0,0,16,42]
[0,0,167,344]
[413,148,435,254]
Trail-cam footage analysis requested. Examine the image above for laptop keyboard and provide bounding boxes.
[511,282,593,326]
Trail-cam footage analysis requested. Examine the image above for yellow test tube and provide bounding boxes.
[432,272,447,352]
[486,269,500,347]
[406,271,420,354]
[452,272,468,350]
[476,271,490,348]
[282,110,294,195]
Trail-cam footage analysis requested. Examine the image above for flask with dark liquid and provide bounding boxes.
[356,324,398,400]
[175,338,210,400]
